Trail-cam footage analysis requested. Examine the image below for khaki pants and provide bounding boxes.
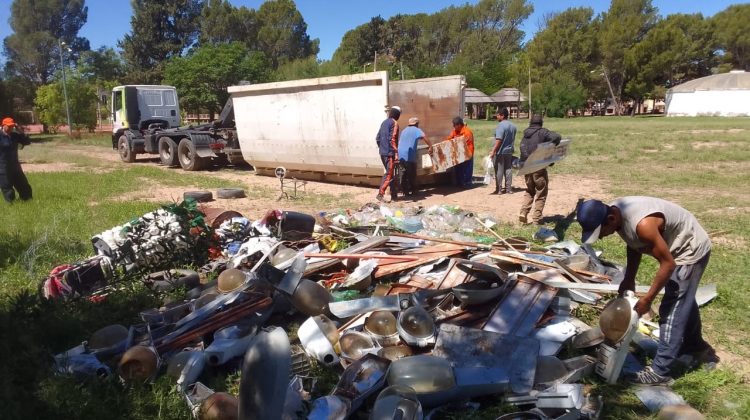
[519,169,548,223]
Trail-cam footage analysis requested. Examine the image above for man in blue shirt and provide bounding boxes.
[489,108,517,195]
[397,117,432,197]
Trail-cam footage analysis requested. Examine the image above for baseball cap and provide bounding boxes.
[2,117,16,127]
[576,199,609,244]
[390,106,401,113]
[408,117,419,125]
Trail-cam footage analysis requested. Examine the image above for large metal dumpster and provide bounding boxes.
[228,72,466,186]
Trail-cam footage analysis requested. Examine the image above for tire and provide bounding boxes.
[118,135,135,163]
[184,190,213,202]
[158,137,178,167]
[216,188,246,199]
[177,138,205,171]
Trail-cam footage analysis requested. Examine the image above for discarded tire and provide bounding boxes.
[184,191,213,202]
[216,188,246,199]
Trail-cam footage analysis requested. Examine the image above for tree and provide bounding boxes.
[256,0,319,69]
[599,0,658,111]
[199,0,258,48]
[34,72,97,131]
[625,13,718,104]
[3,0,90,103]
[527,8,599,97]
[78,47,126,83]
[163,43,271,115]
[713,4,750,71]
[531,73,587,117]
[119,0,203,84]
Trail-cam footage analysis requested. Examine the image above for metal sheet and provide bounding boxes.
[432,324,538,395]
[430,136,471,172]
[696,284,717,306]
[482,276,557,337]
[634,386,687,412]
[517,138,572,176]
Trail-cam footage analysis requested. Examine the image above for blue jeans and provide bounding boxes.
[652,252,711,376]
[454,158,474,187]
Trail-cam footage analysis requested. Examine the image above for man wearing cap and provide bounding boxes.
[397,117,432,197]
[489,107,516,194]
[576,197,716,385]
[446,117,474,188]
[0,117,32,202]
[375,106,401,202]
[518,114,561,224]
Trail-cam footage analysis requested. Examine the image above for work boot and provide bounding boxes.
[627,366,675,386]
[518,214,529,224]
[376,194,385,202]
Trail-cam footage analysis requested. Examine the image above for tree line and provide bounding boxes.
[1,0,748,127]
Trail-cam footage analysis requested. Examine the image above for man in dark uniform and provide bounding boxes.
[0,117,32,202]
[375,106,401,202]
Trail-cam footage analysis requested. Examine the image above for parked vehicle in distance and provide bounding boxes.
[111,85,243,170]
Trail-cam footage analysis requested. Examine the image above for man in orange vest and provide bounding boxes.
[446,117,474,188]
[0,117,32,202]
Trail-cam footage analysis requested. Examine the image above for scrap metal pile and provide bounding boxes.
[46,200,715,419]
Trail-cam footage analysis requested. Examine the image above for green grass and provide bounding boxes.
[1,118,750,419]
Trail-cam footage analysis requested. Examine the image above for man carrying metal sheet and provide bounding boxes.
[577,197,718,385]
[397,117,432,197]
[518,114,560,224]
[376,106,401,202]
[446,117,474,188]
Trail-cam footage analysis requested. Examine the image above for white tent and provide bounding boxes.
[665,70,750,117]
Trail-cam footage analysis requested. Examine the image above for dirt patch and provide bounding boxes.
[58,143,607,225]
[706,206,750,216]
[22,162,79,173]
[710,234,747,250]
[683,128,746,135]
[692,141,731,150]
[715,349,750,382]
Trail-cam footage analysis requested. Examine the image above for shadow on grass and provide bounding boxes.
[541,197,582,240]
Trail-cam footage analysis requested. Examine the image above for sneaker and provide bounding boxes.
[690,346,720,370]
[499,189,507,195]
[627,366,675,386]
[518,214,528,224]
[375,194,385,202]
[490,190,499,195]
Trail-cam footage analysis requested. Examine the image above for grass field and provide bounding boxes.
[1,116,749,419]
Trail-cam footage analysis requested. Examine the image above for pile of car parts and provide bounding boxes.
[48,200,717,419]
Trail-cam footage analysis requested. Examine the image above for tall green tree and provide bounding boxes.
[199,0,258,48]
[624,13,718,104]
[163,43,271,115]
[2,0,89,102]
[78,47,126,83]
[34,71,97,131]
[256,0,319,68]
[713,4,750,71]
[599,0,658,111]
[119,0,203,84]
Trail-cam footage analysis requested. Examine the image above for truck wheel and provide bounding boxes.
[158,137,178,167]
[118,135,136,163]
[177,138,205,171]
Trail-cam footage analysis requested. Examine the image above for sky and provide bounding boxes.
[0,0,743,62]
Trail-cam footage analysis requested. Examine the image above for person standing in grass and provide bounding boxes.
[489,107,516,195]
[0,117,32,202]
[577,197,718,385]
[446,117,474,188]
[518,114,560,224]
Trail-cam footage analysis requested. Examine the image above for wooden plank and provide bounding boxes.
[490,251,612,282]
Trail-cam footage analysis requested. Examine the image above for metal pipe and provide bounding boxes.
[58,39,72,135]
